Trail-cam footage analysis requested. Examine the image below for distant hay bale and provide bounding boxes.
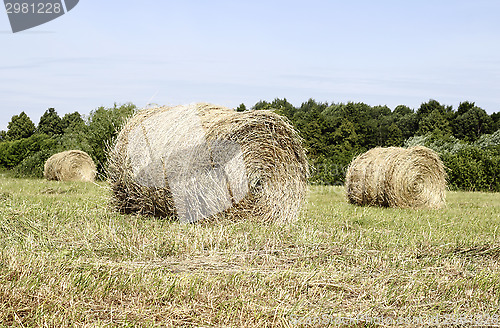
[44,150,97,182]
[345,146,446,209]
[107,103,309,223]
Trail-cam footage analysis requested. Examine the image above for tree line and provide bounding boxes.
[1,99,499,191]
[238,98,500,191]
[0,103,136,178]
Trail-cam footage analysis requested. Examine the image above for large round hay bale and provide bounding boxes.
[108,103,309,223]
[44,150,97,182]
[345,146,446,209]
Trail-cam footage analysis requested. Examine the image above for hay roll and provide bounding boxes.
[108,103,309,223]
[44,150,97,182]
[345,146,446,209]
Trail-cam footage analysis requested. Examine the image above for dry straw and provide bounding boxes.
[345,146,446,209]
[107,103,309,223]
[44,150,97,182]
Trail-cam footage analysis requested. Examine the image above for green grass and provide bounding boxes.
[0,175,499,327]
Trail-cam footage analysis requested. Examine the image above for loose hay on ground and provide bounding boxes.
[44,150,97,182]
[345,146,446,209]
[107,103,309,223]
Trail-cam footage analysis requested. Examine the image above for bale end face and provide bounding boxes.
[44,150,97,182]
[108,103,309,223]
[345,146,446,209]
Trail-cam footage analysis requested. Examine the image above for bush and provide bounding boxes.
[86,103,136,175]
[12,149,57,178]
[475,129,500,149]
[309,158,350,185]
[0,134,58,168]
[404,131,500,192]
[442,147,500,192]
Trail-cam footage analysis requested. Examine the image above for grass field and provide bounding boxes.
[1,174,500,327]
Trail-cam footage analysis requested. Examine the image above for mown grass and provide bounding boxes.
[0,175,499,327]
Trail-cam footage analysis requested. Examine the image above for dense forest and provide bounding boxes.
[243,98,500,191]
[1,99,499,191]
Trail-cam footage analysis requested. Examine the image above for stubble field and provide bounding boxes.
[0,175,499,327]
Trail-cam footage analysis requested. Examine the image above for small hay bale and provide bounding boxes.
[345,146,446,209]
[44,150,97,182]
[108,103,309,223]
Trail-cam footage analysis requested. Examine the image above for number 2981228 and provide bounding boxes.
[5,2,62,14]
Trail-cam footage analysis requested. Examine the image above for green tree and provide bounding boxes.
[331,118,359,152]
[370,106,394,146]
[235,103,247,112]
[59,111,91,155]
[416,100,455,135]
[252,100,272,111]
[383,122,403,146]
[394,106,418,141]
[453,106,494,141]
[59,111,90,152]
[417,99,451,118]
[491,111,500,131]
[417,108,452,137]
[270,98,296,118]
[86,103,136,175]
[294,106,326,158]
[393,104,413,116]
[0,130,6,142]
[456,101,475,116]
[61,111,85,132]
[37,108,63,136]
[7,111,36,140]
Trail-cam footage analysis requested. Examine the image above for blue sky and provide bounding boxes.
[1,0,500,130]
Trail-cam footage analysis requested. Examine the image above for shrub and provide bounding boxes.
[86,103,136,175]
[0,134,58,168]
[405,131,500,192]
[442,147,500,192]
[13,149,56,178]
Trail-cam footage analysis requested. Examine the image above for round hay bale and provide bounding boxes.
[345,146,446,209]
[44,150,97,182]
[108,103,309,223]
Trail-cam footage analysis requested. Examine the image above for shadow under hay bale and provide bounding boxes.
[107,103,309,223]
[345,146,446,209]
[44,150,97,182]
